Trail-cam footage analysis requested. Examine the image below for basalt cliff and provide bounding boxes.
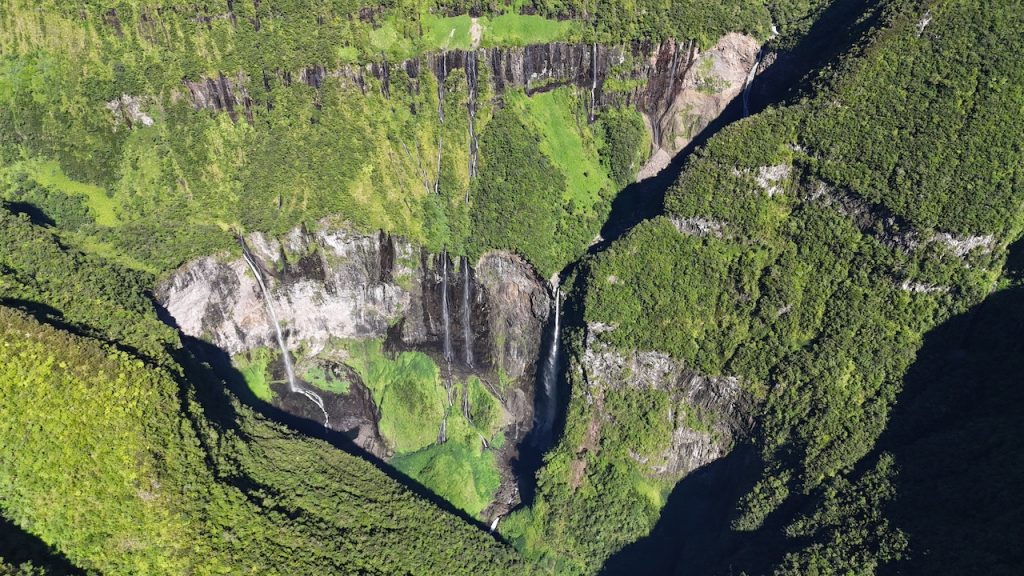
[157,221,552,518]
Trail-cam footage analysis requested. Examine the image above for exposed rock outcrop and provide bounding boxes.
[157,225,410,357]
[180,34,760,177]
[156,220,551,514]
[573,322,754,479]
[105,94,155,128]
[636,33,761,177]
[670,215,728,238]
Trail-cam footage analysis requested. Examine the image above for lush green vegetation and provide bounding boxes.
[595,107,649,188]
[482,14,577,46]
[392,441,501,518]
[3,0,1022,573]
[228,332,506,519]
[469,89,643,276]
[338,340,505,516]
[302,364,351,395]
[346,339,448,454]
[469,106,566,275]
[0,0,772,277]
[235,347,277,402]
[504,0,1024,572]
[423,13,577,50]
[511,90,614,217]
[0,205,528,574]
[434,0,772,45]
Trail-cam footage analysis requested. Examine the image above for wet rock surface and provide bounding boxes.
[156,220,551,516]
[181,34,760,172]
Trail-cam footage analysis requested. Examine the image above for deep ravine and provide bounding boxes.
[533,283,561,451]
[162,30,777,522]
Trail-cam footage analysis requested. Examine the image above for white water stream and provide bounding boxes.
[534,285,561,447]
[240,240,330,428]
[441,250,453,362]
[462,257,474,367]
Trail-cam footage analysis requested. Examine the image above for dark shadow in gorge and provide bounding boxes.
[510,294,569,507]
[0,515,84,575]
[1,296,161,367]
[152,301,501,538]
[599,444,794,576]
[594,1,898,572]
[750,0,890,114]
[1,201,56,228]
[876,285,1024,575]
[593,0,888,251]
[603,270,1024,575]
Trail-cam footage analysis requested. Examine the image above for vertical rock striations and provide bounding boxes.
[182,34,760,172]
[156,220,551,510]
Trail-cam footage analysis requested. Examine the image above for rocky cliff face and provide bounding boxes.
[634,33,761,178]
[156,221,551,514]
[570,322,754,481]
[157,226,406,357]
[181,34,759,174]
[158,224,549,366]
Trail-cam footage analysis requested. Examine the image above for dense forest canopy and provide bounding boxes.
[1,0,1022,574]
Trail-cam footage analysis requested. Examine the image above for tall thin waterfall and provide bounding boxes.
[239,239,330,428]
[741,50,763,118]
[463,51,478,365]
[462,256,474,367]
[467,50,479,190]
[534,285,561,448]
[743,25,777,118]
[589,42,598,122]
[441,251,453,361]
[438,52,447,122]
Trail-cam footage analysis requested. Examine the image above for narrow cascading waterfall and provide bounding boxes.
[441,250,453,362]
[534,285,561,448]
[743,25,777,118]
[239,238,330,428]
[435,53,447,197]
[438,52,447,122]
[665,41,681,102]
[589,42,598,122]
[467,50,479,190]
[439,252,455,446]
[462,256,474,367]
[741,49,763,118]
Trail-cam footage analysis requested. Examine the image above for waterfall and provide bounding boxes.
[239,238,330,428]
[741,50,763,118]
[589,42,598,122]
[467,50,479,189]
[438,52,447,122]
[441,250,453,362]
[743,25,778,118]
[534,285,561,448]
[462,256,474,367]
[665,41,681,101]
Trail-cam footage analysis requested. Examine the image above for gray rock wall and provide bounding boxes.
[575,322,754,479]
